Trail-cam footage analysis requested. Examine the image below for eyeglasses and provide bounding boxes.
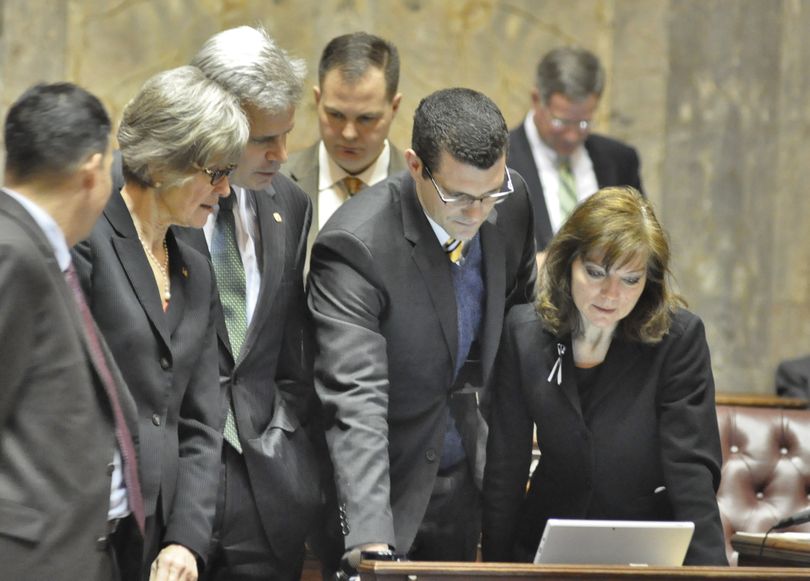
[424,165,514,208]
[548,114,592,133]
[197,164,237,186]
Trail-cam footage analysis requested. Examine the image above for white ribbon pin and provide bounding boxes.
[547,343,566,386]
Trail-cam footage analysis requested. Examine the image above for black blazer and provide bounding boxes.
[307,170,537,552]
[0,190,140,580]
[73,190,224,563]
[174,173,322,563]
[508,124,643,250]
[482,305,728,565]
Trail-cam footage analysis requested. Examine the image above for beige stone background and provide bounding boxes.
[2,0,809,394]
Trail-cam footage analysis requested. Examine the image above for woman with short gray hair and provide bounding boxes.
[73,65,248,581]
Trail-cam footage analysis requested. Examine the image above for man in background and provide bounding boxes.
[0,82,143,581]
[508,46,643,260]
[181,26,322,581]
[282,31,405,256]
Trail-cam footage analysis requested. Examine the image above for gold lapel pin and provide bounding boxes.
[181,266,189,278]
[273,212,283,223]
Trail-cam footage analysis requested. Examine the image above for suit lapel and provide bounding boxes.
[106,192,171,348]
[509,125,553,247]
[479,215,505,383]
[400,179,458,365]
[172,226,232,359]
[245,186,285,356]
[585,136,613,187]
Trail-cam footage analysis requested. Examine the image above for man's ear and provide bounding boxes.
[313,85,321,106]
[79,152,104,191]
[404,149,422,180]
[390,92,402,115]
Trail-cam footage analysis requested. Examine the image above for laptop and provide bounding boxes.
[533,519,695,566]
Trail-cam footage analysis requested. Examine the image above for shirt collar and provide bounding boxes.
[318,140,392,192]
[3,187,71,271]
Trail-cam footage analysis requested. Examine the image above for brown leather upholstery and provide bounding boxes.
[716,405,810,565]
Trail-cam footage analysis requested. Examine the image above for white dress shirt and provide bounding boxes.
[317,140,392,229]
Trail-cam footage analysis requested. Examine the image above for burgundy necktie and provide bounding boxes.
[64,262,146,534]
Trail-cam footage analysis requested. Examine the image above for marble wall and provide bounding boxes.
[2,0,809,394]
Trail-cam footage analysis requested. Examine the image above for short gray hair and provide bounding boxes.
[118,65,249,189]
[190,26,306,114]
[536,47,605,104]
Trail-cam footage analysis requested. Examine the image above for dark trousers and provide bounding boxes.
[110,515,143,581]
[408,460,481,561]
[201,444,303,581]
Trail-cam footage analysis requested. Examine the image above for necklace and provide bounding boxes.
[139,234,171,302]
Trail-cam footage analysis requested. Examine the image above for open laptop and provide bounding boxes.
[533,519,695,566]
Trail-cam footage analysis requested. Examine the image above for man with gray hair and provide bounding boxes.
[508,46,643,257]
[282,31,405,258]
[177,25,322,581]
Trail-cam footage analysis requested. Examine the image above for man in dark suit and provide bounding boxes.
[508,46,643,257]
[776,355,810,400]
[281,32,406,259]
[178,26,321,581]
[308,88,537,571]
[0,83,143,580]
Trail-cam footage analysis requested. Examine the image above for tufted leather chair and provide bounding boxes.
[716,402,810,565]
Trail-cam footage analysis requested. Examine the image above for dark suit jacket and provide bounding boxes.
[307,170,537,552]
[482,305,728,566]
[0,190,139,580]
[73,190,224,563]
[508,124,643,250]
[775,355,810,399]
[174,173,321,563]
[281,141,408,258]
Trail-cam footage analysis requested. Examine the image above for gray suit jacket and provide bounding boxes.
[281,141,408,258]
[307,170,537,553]
[174,173,322,564]
[0,189,139,580]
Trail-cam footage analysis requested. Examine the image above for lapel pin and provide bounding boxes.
[547,343,565,386]
[181,266,189,278]
[273,212,282,223]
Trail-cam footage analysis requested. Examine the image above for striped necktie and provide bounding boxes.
[211,192,245,453]
[558,158,578,220]
[444,238,464,265]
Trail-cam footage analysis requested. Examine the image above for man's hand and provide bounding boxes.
[149,544,198,581]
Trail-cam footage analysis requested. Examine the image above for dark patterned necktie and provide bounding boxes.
[211,192,245,453]
[64,262,146,534]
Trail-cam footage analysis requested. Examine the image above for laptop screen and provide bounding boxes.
[533,519,695,566]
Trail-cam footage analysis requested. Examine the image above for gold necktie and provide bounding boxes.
[342,176,365,197]
[444,238,464,264]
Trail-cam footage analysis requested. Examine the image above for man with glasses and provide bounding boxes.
[509,46,643,259]
[308,88,536,571]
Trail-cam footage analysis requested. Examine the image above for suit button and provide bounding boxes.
[96,536,109,551]
[160,357,171,370]
[425,448,437,462]
[152,413,161,426]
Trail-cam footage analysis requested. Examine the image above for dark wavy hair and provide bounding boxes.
[536,186,685,343]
